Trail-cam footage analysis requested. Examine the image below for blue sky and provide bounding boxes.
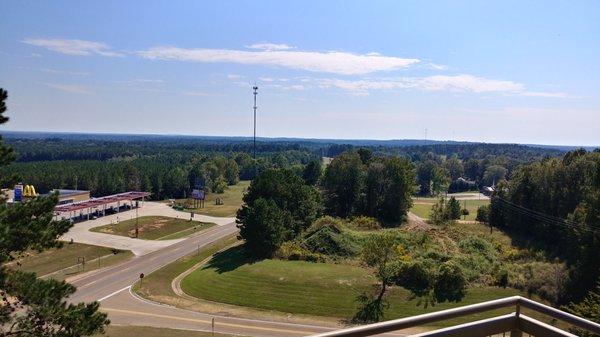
[0,0,599,145]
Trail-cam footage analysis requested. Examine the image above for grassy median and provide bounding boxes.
[91,216,215,240]
[133,235,240,299]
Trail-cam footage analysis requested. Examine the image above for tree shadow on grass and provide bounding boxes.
[201,244,264,274]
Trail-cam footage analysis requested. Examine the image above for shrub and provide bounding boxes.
[302,226,360,257]
[434,261,467,302]
[394,260,435,296]
[305,216,345,236]
[458,236,497,262]
[476,205,490,223]
[495,268,509,288]
[274,241,325,262]
[422,249,451,263]
[351,216,382,230]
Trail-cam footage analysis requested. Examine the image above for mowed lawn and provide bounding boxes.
[93,325,239,337]
[410,198,490,221]
[91,216,214,240]
[8,243,132,280]
[181,246,522,325]
[181,180,250,217]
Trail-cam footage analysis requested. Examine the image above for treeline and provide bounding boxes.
[0,151,316,199]
[4,137,313,162]
[488,149,600,303]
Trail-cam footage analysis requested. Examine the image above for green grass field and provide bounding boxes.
[93,325,239,337]
[133,235,240,299]
[179,180,250,217]
[91,216,214,240]
[181,245,524,325]
[9,243,132,280]
[410,198,489,221]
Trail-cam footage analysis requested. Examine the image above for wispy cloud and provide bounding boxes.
[246,43,294,51]
[123,78,164,84]
[42,83,92,94]
[41,68,90,76]
[418,75,523,93]
[427,63,448,70]
[23,38,123,57]
[519,91,573,98]
[227,74,245,80]
[290,75,569,98]
[137,46,420,75]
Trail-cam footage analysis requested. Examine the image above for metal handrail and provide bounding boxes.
[307,296,600,337]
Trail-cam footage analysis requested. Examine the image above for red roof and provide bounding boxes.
[54,191,151,213]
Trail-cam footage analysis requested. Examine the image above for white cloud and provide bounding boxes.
[246,43,294,51]
[23,38,123,57]
[428,63,447,70]
[31,53,43,58]
[300,74,571,98]
[137,46,420,75]
[42,83,92,94]
[419,75,524,93]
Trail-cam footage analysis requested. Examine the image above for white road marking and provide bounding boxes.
[98,285,131,302]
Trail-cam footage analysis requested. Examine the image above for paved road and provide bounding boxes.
[68,219,237,303]
[69,208,410,336]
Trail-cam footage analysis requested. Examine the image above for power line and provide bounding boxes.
[494,197,600,233]
[497,197,600,231]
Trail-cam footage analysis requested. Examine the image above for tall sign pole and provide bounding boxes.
[252,86,258,160]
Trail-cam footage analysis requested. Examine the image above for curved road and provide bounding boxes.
[69,208,408,337]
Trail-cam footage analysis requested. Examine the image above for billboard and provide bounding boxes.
[191,189,205,200]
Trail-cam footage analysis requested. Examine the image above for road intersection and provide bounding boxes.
[66,204,409,336]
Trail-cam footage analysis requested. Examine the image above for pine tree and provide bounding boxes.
[0,88,109,336]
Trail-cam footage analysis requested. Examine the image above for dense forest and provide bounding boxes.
[488,149,600,303]
[1,133,565,201]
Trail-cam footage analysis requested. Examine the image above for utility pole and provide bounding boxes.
[253,86,258,160]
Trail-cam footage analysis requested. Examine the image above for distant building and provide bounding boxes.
[48,189,91,205]
[481,186,495,196]
[448,177,477,193]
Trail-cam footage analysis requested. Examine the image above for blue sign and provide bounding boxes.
[14,186,22,202]
[191,189,205,200]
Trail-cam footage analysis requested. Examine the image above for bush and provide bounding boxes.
[394,260,435,296]
[434,261,467,302]
[495,268,509,288]
[305,216,345,236]
[302,225,360,257]
[476,205,490,223]
[458,236,497,262]
[274,241,325,262]
[351,216,382,230]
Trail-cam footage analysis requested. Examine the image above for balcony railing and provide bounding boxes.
[308,296,600,337]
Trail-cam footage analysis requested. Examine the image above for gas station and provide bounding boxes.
[53,191,151,222]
